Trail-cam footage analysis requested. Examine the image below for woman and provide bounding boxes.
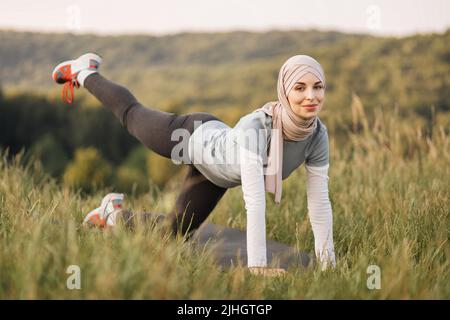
[52,53,336,275]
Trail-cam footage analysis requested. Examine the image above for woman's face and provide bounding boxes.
[287,72,325,120]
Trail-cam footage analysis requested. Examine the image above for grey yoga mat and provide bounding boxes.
[191,222,311,270]
[132,212,312,270]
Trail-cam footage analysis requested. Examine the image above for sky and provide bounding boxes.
[0,0,449,36]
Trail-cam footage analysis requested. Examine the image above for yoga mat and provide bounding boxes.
[191,222,311,270]
[122,211,312,270]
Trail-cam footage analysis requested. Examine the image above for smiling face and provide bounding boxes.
[287,72,325,120]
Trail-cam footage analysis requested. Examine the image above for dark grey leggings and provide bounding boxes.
[84,73,228,237]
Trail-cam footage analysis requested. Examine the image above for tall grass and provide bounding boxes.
[0,102,448,299]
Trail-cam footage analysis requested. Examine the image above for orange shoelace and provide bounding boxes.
[61,75,79,104]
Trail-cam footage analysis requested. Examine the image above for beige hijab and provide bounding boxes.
[256,55,326,203]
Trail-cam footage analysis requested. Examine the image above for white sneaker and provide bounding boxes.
[83,193,125,228]
[51,52,102,104]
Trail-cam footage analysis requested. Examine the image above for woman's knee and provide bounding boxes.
[182,112,222,135]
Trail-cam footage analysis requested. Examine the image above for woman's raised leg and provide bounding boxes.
[84,73,179,158]
[84,73,221,161]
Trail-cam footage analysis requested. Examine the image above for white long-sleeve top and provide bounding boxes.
[240,146,335,268]
[305,164,336,269]
[188,111,335,268]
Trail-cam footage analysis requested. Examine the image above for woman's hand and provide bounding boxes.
[248,267,287,277]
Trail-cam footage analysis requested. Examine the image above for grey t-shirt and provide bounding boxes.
[188,110,329,188]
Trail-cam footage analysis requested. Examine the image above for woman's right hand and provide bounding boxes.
[248,267,287,277]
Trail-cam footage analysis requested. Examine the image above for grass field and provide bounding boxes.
[0,106,448,299]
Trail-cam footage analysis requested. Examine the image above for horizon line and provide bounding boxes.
[1,25,448,39]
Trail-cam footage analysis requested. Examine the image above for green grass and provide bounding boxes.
[0,107,449,299]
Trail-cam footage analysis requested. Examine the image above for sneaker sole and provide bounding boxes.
[52,53,103,84]
[52,59,76,84]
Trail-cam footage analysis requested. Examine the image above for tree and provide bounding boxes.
[63,147,112,192]
[30,133,69,177]
[146,152,181,188]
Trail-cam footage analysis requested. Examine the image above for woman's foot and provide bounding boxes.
[51,52,102,104]
[83,193,124,228]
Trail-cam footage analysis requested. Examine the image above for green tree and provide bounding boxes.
[30,133,69,177]
[146,152,181,188]
[63,147,112,192]
[114,146,149,194]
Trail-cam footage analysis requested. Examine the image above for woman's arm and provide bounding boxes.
[239,146,267,268]
[305,164,336,270]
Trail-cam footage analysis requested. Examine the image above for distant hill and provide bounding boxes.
[0,29,448,121]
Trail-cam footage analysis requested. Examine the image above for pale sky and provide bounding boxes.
[0,0,449,36]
